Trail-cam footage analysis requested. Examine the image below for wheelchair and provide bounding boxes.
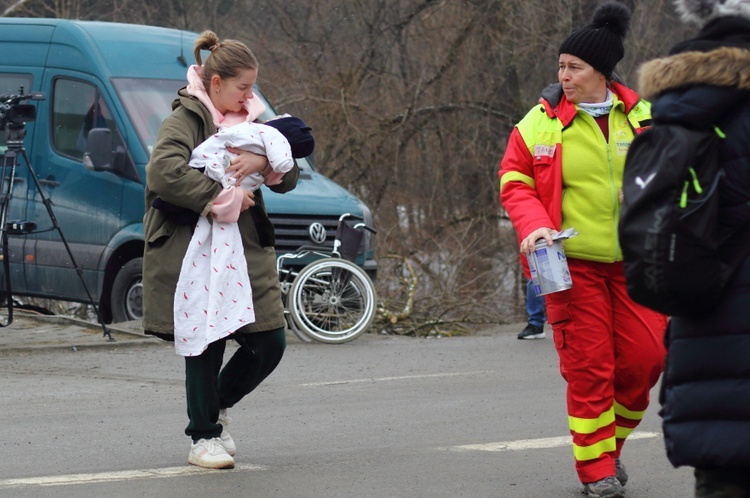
[277,214,377,343]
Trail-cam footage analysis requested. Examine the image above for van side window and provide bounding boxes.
[0,73,34,156]
[51,78,122,160]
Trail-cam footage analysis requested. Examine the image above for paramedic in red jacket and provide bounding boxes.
[498,3,667,497]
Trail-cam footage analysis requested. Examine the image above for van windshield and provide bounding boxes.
[112,78,286,159]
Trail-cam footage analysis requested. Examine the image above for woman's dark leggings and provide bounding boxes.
[184,327,286,442]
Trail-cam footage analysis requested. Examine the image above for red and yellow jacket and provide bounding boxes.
[498,81,651,275]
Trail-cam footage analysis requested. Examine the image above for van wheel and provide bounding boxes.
[111,258,143,323]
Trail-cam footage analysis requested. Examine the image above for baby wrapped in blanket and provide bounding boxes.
[173,115,313,356]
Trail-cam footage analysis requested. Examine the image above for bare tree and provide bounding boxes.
[0,0,694,332]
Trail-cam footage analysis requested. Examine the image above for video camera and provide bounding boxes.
[0,87,45,131]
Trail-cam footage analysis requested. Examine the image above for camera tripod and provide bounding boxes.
[0,121,113,340]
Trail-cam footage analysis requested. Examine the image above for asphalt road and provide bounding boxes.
[0,315,694,497]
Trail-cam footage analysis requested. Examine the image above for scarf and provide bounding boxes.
[577,90,614,117]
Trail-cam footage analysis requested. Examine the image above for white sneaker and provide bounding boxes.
[188,437,235,469]
[218,408,237,456]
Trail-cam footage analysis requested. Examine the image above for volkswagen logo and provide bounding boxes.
[308,222,327,244]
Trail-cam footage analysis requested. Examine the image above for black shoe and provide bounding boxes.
[517,323,545,340]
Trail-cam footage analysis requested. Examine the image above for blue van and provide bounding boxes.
[0,18,376,323]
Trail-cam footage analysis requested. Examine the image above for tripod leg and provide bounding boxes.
[19,148,113,340]
[0,150,19,327]
[0,231,14,327]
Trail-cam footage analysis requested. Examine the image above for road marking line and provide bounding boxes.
[0,463,266,489]
[0,432,661,488]
[452,431,661,452]
[300,370,492,387]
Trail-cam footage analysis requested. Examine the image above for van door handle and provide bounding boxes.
[38,178,60,187]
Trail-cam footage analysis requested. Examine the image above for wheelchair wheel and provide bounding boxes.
[287,258,376,343]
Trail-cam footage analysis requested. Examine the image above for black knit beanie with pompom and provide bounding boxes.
[558,2,632,78]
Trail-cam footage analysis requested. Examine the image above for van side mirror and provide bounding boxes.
[83,127,113,172]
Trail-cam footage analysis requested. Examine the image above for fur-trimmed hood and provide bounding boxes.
[638,46,750,100]
[641,27,750,241]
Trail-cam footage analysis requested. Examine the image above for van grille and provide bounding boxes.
[269,214,339,254]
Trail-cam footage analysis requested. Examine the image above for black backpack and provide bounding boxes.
[619,124,749,316]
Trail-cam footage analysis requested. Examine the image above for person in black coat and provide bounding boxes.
[637,0,750,495]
